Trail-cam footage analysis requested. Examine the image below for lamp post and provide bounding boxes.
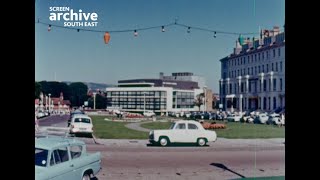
[203,86,207,113]
[58,101,60,115]
[48,93,51,113]
[93,92,97,110]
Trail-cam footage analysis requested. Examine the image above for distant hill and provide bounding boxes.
[63,81,115,91]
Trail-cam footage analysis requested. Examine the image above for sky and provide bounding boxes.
[35,0,285,93]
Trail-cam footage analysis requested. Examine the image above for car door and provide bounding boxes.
[174,123,188,142]
[186,123,200,143]
[47,146,74,180]
[68,145,85,179]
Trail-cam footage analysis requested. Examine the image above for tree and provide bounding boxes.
[39,81,71,100]
[69,82,88,107]
[88,94,107,109]
[194,93,204,111]
[35,82,42,99]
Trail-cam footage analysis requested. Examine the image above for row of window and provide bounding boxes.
[221,78,283,94]
[106,91,167,97]
[173,97,195,105]
[173,92,194,99]
[108,104,167,110]
[228,61,283,78]
[222,95,284,111]
[107,98,166,102]
[172,105,194,109]
[227,47,282,67]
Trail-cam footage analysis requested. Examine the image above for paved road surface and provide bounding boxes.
[38,115,285,180]
[38,115,69,127]
[86,142,284,180]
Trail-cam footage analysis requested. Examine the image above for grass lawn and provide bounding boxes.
[141,121,285,139]
[141,122,172,130]
[90,116,148,139]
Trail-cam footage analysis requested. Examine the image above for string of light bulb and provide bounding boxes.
[36,19,261,44]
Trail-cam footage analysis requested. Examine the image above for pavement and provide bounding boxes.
[124,121,153,132]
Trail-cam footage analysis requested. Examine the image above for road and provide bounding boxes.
[38,115,285,180]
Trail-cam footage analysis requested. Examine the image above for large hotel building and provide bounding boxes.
[219,26,285,112]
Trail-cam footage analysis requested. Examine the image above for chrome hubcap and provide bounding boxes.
[160,138,167,146]
[199,139,205,146]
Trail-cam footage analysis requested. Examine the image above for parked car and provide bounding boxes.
[37,111,46,119]
[184,112,192,118]
[267,113,284,125]
[254,113,269,124]
[35,136,101,180]
[68,109,85,127]
[143,110,156,117]
[226,114,242,122]
[149,120,217,147]
[69,114,93,135]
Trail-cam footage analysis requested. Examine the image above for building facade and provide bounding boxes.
[219,26,285,112]
[106,73,209,115]
[160,72,207,89]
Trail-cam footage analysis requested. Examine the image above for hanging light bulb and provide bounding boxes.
[48,24,51,31]
[187,27,191,33]
[161,26,165,32]
[214,31,217,38]
[134,30,138,37]
[104,32,111,44]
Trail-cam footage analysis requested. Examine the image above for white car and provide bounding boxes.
[255,113,269,124]
[69,114,93,134]
[149,120,217,146]
[226,114,242,122]
[143,110,156,117]
[37,111,45,119]
[267,113,284,125]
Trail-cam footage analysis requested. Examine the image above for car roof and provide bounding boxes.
[174,120,199,124]
[35,136,85,150]
[72,114,90,118]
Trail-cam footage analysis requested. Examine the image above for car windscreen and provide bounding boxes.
[35,148,48,167]
[74,118,91,123]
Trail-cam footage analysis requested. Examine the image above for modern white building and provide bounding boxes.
[105,76,206,115]
[160,72,207,89]
[219,26,285,112]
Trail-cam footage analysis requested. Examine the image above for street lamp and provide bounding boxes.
[93,92,97,110]
[58,101,60,114]
[203,86,207,113]
[48,93,51,113]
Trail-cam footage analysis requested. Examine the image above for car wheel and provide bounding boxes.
[197,138,207,146]
[82,173,90,180]
[159,137,169,147]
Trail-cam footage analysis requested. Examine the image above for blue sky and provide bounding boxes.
[35,0,285,93]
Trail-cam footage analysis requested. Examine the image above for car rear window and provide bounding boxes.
[188,123,198,130]
[74,118,91,123]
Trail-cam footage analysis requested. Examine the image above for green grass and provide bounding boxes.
[141,121,285,139]
[215,121,285,138]
[90,116,148,139]
[141,122,172,130]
